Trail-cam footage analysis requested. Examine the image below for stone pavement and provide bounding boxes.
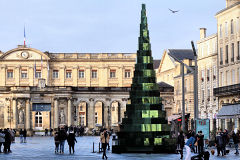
[0,136,239,160]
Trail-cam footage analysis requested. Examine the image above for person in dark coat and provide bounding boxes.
[67,130,77,154]
[54,131,60,153]
[23,129,27,143]
[45,128,48,136]
[177,131,184,159]
[50,128,53,137]
[215,130,224,156]
[4,129,12,153]
[221,129,228,155]
[19,129,23,143]
[232,129,239,155]
[0,129,5,153]
[197,131,204,154]
[58,127,67,154]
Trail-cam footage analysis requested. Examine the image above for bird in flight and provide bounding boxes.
[169,8,180,13]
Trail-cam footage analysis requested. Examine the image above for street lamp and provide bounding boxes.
[168,41,198,132]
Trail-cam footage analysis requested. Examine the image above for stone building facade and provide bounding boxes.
[0,46,136,134]
[197,29,218,131]
[214,0,240,130]
[157,49,195,128]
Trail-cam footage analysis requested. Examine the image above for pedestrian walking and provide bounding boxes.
[185,133,195,160]
[100,129,109,159]
[0,129,5,153]
[54,131,60,153]
[221,129,228,155]
[19,129,24,143]
[45,128,48,136]
[232,129,239,155]
[50,128,53,137]
[58,127,67,154]
[177,131,184,159]
[9,129,15,143]
[196,131,204,154]
[215,130,224,156]
[67,130,77,154]
[23,129,27,143]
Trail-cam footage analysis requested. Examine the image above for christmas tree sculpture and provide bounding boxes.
[112,4,176,153]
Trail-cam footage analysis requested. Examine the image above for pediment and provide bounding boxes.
[0,47,50,60]
[158,50,175,73]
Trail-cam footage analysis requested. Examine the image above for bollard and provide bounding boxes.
[98,142,103,153]
[92,142,96,153]
[99,142,100,153]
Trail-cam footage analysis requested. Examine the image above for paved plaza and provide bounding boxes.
[0,136,239,160]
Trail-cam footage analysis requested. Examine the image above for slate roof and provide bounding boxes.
[217,103,240,119]
[168,49,194,61]
[153,59,161,69]
[157,81,173,88]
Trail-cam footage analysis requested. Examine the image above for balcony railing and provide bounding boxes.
[214,83,240,97]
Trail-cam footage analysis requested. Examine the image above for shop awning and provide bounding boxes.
[217,104,240,119]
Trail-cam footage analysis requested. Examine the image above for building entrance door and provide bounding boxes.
[35,112,42,130]
[32,103,51,130]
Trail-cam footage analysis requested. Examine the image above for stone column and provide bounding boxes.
[234,118,239,128]
[60,65,65,86]
[68,98,72,126]
[12,98,17,129]
[224,119,228,130]
[54,98,59,129]
[0,65,6,86]
[104,99,111,129]
[25,99,31,131]
[15,66,20,86]
[75,102,79,126]
[120,98,128,123]
[87,98,95,128]
[73,67,78,87]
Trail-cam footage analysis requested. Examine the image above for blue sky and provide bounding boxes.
[0,0,225,59]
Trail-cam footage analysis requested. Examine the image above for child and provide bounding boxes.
[54,131,60,153]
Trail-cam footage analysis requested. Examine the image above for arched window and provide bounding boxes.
[35,112,42,129]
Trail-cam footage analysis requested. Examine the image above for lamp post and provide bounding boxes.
[168,41,198,132]
[191,41,198,120]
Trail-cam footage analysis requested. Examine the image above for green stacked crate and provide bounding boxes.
[112,4,176,153]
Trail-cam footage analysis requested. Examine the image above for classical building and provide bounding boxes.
[214,0,240,130]
[197,28,218,131]
[0,45,137,134]
[158,82,174,119]
[157,49,195,128]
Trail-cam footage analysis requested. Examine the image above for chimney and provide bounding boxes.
[200,28,207,39]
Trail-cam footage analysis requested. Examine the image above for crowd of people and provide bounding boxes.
[53,125,111,159]
[177,128,240,160]
[0,128,15,153]
[53,126,78,154]
[215,128,240,156]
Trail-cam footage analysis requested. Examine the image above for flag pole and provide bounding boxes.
[24,25,26,47]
